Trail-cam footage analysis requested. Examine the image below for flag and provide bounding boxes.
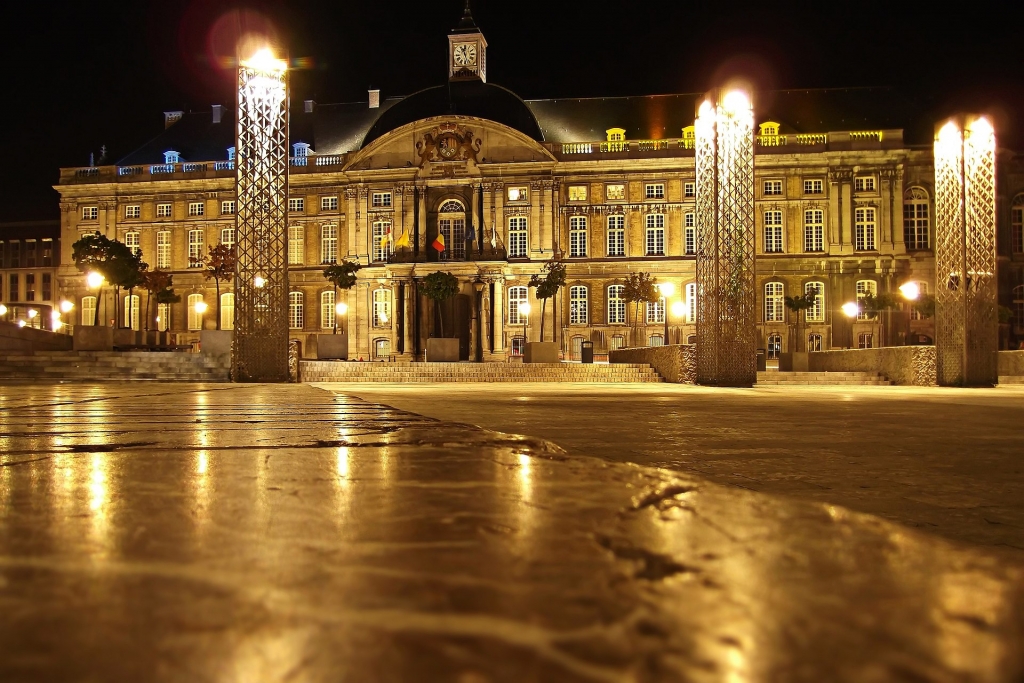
[432,233,446,253]
[466,226,475,242]
[394,230,410,249]
[490,222,497,249]
[379,228,391,251]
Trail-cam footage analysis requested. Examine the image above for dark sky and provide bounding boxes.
[3,0,1022,222]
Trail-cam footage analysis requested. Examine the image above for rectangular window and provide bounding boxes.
[804,209,824,252]
[371,192,392,208]
[289,292,304,329]
[607,215,625,257]
[9,274,18,301]
[156,203,172,218]
[125,205,141,218]
[804,282,825,322]
[156,231,171,269]
[508,217,528,258]
[568,185,587,202]
[903,199,930,250]
[910,282,929,321]
[645,214,665,256]
[321,225,338,264]
[25,240,36,267]
[684,213,696,255]
[684,182,695,198]
[0,242,5,269]
[508,286,528,326]
[764,282,784,322]
[221,293,234,331]
[25,273,35,302]
[372,289,391,328]
[763,211,783,253]
[288,226,305,265]
[569,216,587,257]
[1013,208,1023,253]
[507,186,528,202]
[289,197,305,213]
[41,239,53,267]
[763,180,783,196]
[644,183,665,200]
[157,303,170,332]
[9,241,18,268]
[220,227,235,247]
[221,200,236,215]
[569,286,588,325]
[372,221,392,263]
[856,280,877,321]
[188,229,204,267]
[855,207,876,251]
[188,202,205,217]
[803,179,823,195]
[858,333,874,349]
[82,206,98,221]
[855,176,876,192]
[608,285,626,324]
[321,196,339,211]
[124,231,141,256]
[605,184,625,201]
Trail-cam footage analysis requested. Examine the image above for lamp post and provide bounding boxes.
[657,282,675,344]
[59,300,74,334]
[841,301,860,348]
[671,300,688,345]
[87,271,104,326]
[0,304,7,321]
[518,301,531,356]
[193,300,208,331]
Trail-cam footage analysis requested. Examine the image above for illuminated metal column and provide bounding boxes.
[694,89,757,386]
[933,116,998,386]
[233,50,290,382]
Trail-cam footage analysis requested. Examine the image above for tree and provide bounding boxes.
[322,261,362,334]
[622,272,658,336]
[155,287,181,330]
[106,249,147,328]
[141,270,173,331]
[528,259,566,342]
[421,271,459,338]
[203,243,236,330]
[72,234,138,326]
[784,291,817,352]
[861,291,902,346]
[913,294,935,320]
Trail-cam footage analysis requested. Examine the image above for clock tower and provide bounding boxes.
[448,1,487,83]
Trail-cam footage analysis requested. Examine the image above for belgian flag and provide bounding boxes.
[432,233,446,253]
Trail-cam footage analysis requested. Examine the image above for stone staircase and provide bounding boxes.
[757,371,892,386]
[301,361,663,383]
[0,351,231,382]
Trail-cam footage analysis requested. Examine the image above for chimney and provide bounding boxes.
[212,104,224,124]
[304,99,315,113]
[368,89,380,109]
[164,111,183,129]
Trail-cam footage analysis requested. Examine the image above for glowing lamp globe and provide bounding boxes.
[671,300,688,318]
[518,302,531,317]
[335,302,348,316]
[658,282,676,297]
[841,302,860,318]
[27,309,37,319]
[0,304,7,316]
[899,282,920,301]
[60,300,74,313]
[253,276,266,289]
[194,301,208,314]
[87,272,104,289]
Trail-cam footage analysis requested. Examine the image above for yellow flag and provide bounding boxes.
[379,230,390,250]
[395,230,410,248]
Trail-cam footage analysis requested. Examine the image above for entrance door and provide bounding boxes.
[767,333,782,359]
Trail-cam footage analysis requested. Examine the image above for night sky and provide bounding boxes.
[3,0,1022,222]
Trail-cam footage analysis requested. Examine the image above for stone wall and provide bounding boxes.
[609,344,697,384]
[807,346,937,386]
[998,351,1024,377]
[0,322,73,352]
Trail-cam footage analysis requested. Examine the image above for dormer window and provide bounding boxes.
[605,128,626,152]
[227,147,236,161]
[758,122,780,137]
[163,150,180,164]
[293,142,311,157]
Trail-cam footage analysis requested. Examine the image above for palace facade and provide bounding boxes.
[55,9,1024,360]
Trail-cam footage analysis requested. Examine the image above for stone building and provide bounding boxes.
[54,8,1024,359]
[0,220,62,329]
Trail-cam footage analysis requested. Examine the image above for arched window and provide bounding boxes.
[123,294,140,331]
[646,297,665,324]
[808,333,823,352]
[321,290,335,329]
[81,296,96,326]
[686,334,697,345]
[374,338,391,359]
[569,216,588,257]
[1012,195,1024,253]
[438,200,466,260]
[804,281,825,322]
[288,291,304,329]
[685,282,697,323]
[569,285,588,325]
[649,334,664,347]
[607,285,626,324]
[610,334,626,350]
[221,293,234,331]
[221,227,236,247]
[856,280,877,321]
[764,282,784,322]
[372,288,391,328]
[1013,285,1024,332]
[188,293,204,331]
[571,335,585,360]
[804,209,824,252]
[607,215,625,256]
[767,333,782,359]
[858,333,874,349]
[763,210,783,253]
[372,220,392,263]
[157,303,170,332]
[508,286,528,326]
[903,188,930,250]
[508,217,528,258]
[288,226,304,265]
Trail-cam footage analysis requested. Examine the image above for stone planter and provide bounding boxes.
[524,341,560,364]
[317,333,348,360]
[73,326,114,352]
[112,328,140,348]
[779,352,809,372]
[200,330,233,361]
[426,338,460,362]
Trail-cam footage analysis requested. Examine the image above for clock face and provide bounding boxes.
[453,43,477,67]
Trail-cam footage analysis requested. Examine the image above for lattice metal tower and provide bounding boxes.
[933,116,998,387]
[233,51,290,382]
[694,89,757,387]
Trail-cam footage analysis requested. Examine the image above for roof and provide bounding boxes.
[0,220,61,241]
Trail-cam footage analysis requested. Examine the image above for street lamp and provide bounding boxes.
[86,272,104,326]
[335,301,348,336]
[899,282,920,301]
[657,282,675,344]
[194,300,208,330]
[58,300,74,333]
[0,304,7,319]
[518,301,531,356]
[841,302,860,318]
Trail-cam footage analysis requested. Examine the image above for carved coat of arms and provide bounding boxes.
[416,122,482,167]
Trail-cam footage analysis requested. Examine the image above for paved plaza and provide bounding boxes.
[319,383,1024,555]
[1,383,1023,681]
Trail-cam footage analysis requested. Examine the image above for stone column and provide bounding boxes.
[480,277,491,355]
[493,276,504,353]
[357,188,369,263]
[417,188,428,255]
[470,182,481,257]
[530,182,542,257]
[403,279,415,357]
[481,183,494,257]
[540,181,554,257]
[344,189,358,258]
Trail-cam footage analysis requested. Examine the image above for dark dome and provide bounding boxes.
[361,80,544,148]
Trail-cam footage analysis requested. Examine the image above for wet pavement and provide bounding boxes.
[318,383,1024,556]
[1,384,1023,682]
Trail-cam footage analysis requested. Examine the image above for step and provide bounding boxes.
[999,376,1024,385]
[757,371,891,386]
[299,361,663,384]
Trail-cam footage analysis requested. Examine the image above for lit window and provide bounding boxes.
[188,293,204,330]
[188,202,205,217]
[507,186,528,202]
[569,216,587,257]
[649,334,664,347]
[125,205,141,219]
[41,239,53,267]
[289,198,305,213]
[124,231,141,257]
[684,213,695,255]
[221,293,234,330]
[511,336,525,357]
[647,297,665,324]
[910,282,929,321]
[764,211,783,253]
[156,232,171,268]
[289,291,304,329]
[372,221,392,263]
[568,185,587,202]
[903,188,930,250]
[123,294,141,330]
[321,196,339,211]
[82,206,99,221]
[321,290,335,329]
[855,207,876,251]
[372,288,391,328]
[855,176,876,192]
[157,303,170,332]
[610,334,625,350]
[767,333,782,359]
[508,217,528,258]
[569,285,588,325]
[188,230,204,267]
[803,179,823,195]
[763,180,783,196]
[858,333,874,349]
[508,286,528,325]
[371,192,392,208]
[606,184,625,201]
[685,283,697,323]
[321,225,338,264]
[808,333,823,352]
[292,142,310,158]
[805,281,825,322]
[288,226,304,265]
[804,209,824,252]
[645,214,665,256]
[607,285,626,324]
[1012,197,1024,253]
[607,215,625,257]
[163,150,180,164]
[684,182,695,198]
[375,338,391,359]
[227,147,236,161]
[437,202,466,260]
[764,282,784,322]
[156,203,172,218]
[221,200,236,215]
[644,183,665,200]
[81,296,96,326]
[856,280,877,320]
[220,228,235,247]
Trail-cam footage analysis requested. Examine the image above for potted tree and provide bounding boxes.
[199,243,236,360]
[782,290,817,371]
[422,270,460,362]
[106,247,147,347]
[318,261,361,359]
[141,269,173,344]
[622,271,658,347]
[71,233,118,350]
[526,259,566,363]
